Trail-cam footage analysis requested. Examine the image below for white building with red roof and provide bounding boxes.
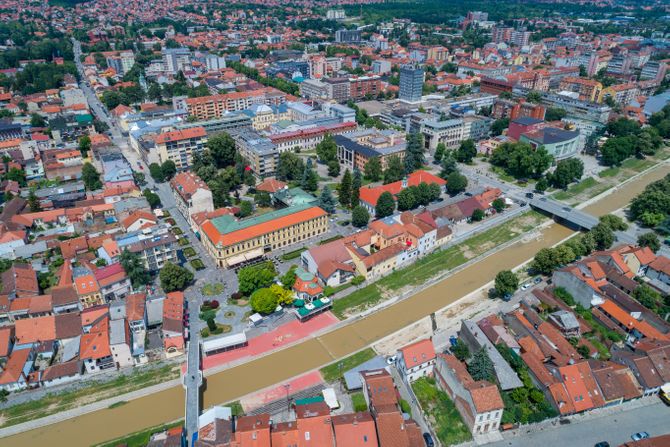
[170,171,214,230]
[396,338,436,382]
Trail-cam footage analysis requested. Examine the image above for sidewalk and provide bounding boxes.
[202,312,339,371]
[239,370,324,413]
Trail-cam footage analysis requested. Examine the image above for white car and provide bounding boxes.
[521,283,531,291]
[386,355,397,365]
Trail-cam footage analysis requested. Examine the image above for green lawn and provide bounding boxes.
[95,420,183,447]
[491,165,516,183]
[412,377,472,445]
[0,365,179,428]
[351,392,368,412]
[183,247,197,258]
[553,177,599,201]
[331,211,547,318]
[201,283,224,296]
[281,247,306,261]
[320,348,377,382]
[190,259,205,270]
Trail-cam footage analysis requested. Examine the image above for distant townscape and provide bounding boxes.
[0,0,669,446]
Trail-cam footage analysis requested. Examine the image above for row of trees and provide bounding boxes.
[629,173,670,227]
[600,117,663,166]
[530,215,624,275]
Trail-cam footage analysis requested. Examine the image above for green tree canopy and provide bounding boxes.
[82,163,102,191]
[364,157,382,182]
[375,191,395,218]
[494,270,518,297]
[238,262,276,296]
[352,205,370,227]
[250,287,279,314]
[120,249,150,288]
[159,262,193,292]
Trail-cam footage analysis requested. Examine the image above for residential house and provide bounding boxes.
[295,402,335,447]
[94,263,131,302]
[162,291,185,357]
[396,338,436,382]
[109,318,133,368]
[358,170,446,213]
[292,268,324,302]
[0,346,35,391]
[435,354,505,435]
[332,412,379,447]
[170,171,214,231]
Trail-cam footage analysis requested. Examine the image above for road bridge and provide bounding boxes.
[530,196,599,230]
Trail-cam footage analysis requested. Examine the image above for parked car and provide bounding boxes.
[422,433,434,447]
[631,432,650,441]
[533,277,542,284]
[386,355,396,365]
[594,442,610,447]
[521,283,531,291]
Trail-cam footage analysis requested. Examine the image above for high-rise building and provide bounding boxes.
[335,29,361,43]
[399,65,424,103]
[162,48,191,74]
[120,51,135,74]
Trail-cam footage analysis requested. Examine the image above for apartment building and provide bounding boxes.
[154,126,207,171]
[233,130,279,178]
[185,89,287,120]
[559,77,603,102]
[170,171,214,230]
[349,76,381,100]
[419,117,465,151]
[268,121,357,153]
[335,130,406,171]
[115,226,178,272]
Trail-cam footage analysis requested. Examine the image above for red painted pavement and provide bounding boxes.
[202,312,339,370]
[240,370,324,412]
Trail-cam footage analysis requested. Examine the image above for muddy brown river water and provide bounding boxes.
[5,164,669,447]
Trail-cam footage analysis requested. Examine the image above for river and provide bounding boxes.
[5,164,669,447]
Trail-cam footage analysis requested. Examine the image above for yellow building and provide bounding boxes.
[200,204,329,268]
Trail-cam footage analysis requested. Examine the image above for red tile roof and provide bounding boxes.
[398,338,435,370]
[154,126,206,144]
[359,170,446,208]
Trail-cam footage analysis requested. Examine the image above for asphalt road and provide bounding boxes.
[487,400,670,447]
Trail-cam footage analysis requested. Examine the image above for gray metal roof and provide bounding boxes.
[343,356,388,390]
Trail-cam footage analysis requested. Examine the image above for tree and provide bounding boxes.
[120,249,150,288]
[396,187,416,211]
[254,191,271,207]
[149,163,165,182]
[495,270,518,297]
[383,155,404,184]
[440,153,458,179]
[206,132,236,168]
[545,107,567,122]
[78,135,91,157]
[280,266,297,289]
[339,169,352,207]
[300,161,318,192]
[27,190,41,212]
[364,157,382,182]
[532,248,559,274]
[434,142,446,163]
[471,208,485,221]
[600,135,636,166]
[143,189,162,208]
[633,284,663,312]
[403,132,425,174]
[351,169,362,208]
[30,113,46,127]
[468,348,496,382]
[276,152,304,181]
[452,339,470,361]
[82,163,102,191]
[5,167,25,186]
[428,182,442,202]
[607,117,640,137]
[446,171,468,195]
[250,288,279,314]
[491,118,509,136]
[159,262,193,292]
[270,283,294,306]
[577,344,591,359]
[455,139,476,163]
[536,176,549,193]
[319,186,336,213]
[375,191,395,218]
[352,205,370,227]
[599,214,628,231]
[526,90,542,103]
[550,158,584,189]
[492,198,506,213]
[161,160,177,180]
[327,159,340,177]
[316,133,337,162]
[590,223,615,250]
[490,142,552,179]
[133,172,146,187]
[637,232,661,253]
[238,262,276,296]
[238,200,253,217]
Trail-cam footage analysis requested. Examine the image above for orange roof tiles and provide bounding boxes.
[201,206,327,248]
[15,315,56,344]
[80,328,111,360]
[598,300,669,341]
[399,338,435,370]
[74,274,100,295]
[154,126,206,144]
[0,348,31,385]
[359,170,445,207]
